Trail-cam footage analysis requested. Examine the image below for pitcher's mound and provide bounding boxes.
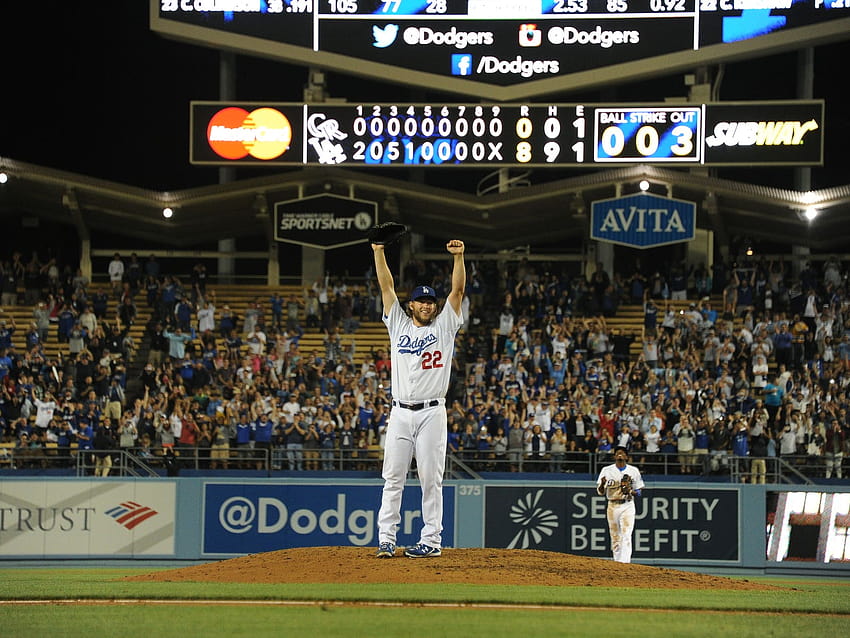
[125,547,774,590]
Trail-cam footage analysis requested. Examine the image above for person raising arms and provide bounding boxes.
[373,239,466,558]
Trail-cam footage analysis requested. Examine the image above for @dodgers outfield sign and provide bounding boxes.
[202,482,455,555]
[591,193,696,249]
[274,193,378,249]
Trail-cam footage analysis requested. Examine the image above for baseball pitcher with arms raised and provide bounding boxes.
[596,445,645,563]
[372,238,465,559]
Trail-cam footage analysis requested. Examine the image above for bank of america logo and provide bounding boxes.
[506,489,559,549]
[451,54,473,76]
[105,501,159,530]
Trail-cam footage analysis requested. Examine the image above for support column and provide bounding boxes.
[218,52,237,284]
[80,238,92,281]
[689,229,713,279]
[792,50,813,282]
[794,48,813,193]
[267,242,280,287]
[688,68,722,265]
[583,241,597,280]
[294,70,333,289]
[596,241,614,282]
[792,245,810,280]
[302,246,325,289]
[402,233,425,291]
[218,238,236,284]
[63,188,90,279]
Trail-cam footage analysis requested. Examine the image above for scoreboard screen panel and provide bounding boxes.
[190,100,824,167]
[154,1,850,98]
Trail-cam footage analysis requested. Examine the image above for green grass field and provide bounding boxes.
[0,568,847,638]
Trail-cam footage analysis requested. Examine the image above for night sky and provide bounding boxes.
[2,3,849,194]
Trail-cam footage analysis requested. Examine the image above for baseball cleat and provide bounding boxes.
[375,542,396,558]
[404,543,441,558]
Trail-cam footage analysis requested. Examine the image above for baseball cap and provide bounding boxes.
[410,285,437,302]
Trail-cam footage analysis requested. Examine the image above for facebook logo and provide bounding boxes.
[451,54,473,76]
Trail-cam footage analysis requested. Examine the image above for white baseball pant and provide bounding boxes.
[377,401,447,548]
[607,500,637,563]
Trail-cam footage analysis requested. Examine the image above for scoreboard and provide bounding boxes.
[153,0,850,98]
[190,100,824,167]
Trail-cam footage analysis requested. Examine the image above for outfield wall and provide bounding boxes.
[1,477,847,573]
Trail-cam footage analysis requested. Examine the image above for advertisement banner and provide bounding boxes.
[484,486,739,562]
[202,483,455,555]
[703,101,824,165]
[0,480,176,557]
[591,193,696,249]
[273,193,378,250]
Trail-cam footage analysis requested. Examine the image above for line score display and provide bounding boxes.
[190,100,824,167]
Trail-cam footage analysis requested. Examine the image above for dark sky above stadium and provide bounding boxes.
[2,3,849,194]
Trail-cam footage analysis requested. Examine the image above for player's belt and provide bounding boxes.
[608,498,632,504]
[392,399,441,411]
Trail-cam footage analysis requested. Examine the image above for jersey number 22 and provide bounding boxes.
[421,350,444,369]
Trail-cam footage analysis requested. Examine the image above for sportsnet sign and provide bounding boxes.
[591,193,696,249]
[274,193,378,250]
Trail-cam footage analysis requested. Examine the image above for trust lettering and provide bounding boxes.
[397,333,437,356]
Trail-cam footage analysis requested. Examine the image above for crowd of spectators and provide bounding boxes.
[1,248,849,482]
[449,254,850,481]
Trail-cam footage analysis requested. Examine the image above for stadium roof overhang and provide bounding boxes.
[2,157,849,252]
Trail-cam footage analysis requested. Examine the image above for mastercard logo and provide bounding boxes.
[207,107,293,160]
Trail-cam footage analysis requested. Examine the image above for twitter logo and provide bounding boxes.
[372,24,399,48]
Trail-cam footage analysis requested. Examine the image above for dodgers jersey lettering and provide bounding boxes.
[384,300,463,402]
[597,463,644,499]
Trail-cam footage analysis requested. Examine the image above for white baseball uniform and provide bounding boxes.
[596,462,645,563]
[377,298,463,549]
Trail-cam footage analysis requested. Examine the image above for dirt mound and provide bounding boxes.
[126,547,774,590]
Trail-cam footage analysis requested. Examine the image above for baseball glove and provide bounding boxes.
[367,221,407,245]
[619,475,633,498]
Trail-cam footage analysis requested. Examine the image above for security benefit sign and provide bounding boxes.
[484,486,739,562]
[202,482,455,556]
[0,480,176,557]
[274,193,378,250]
[591,193,696,249]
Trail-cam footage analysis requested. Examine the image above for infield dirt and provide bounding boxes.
[125,547,776,590]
